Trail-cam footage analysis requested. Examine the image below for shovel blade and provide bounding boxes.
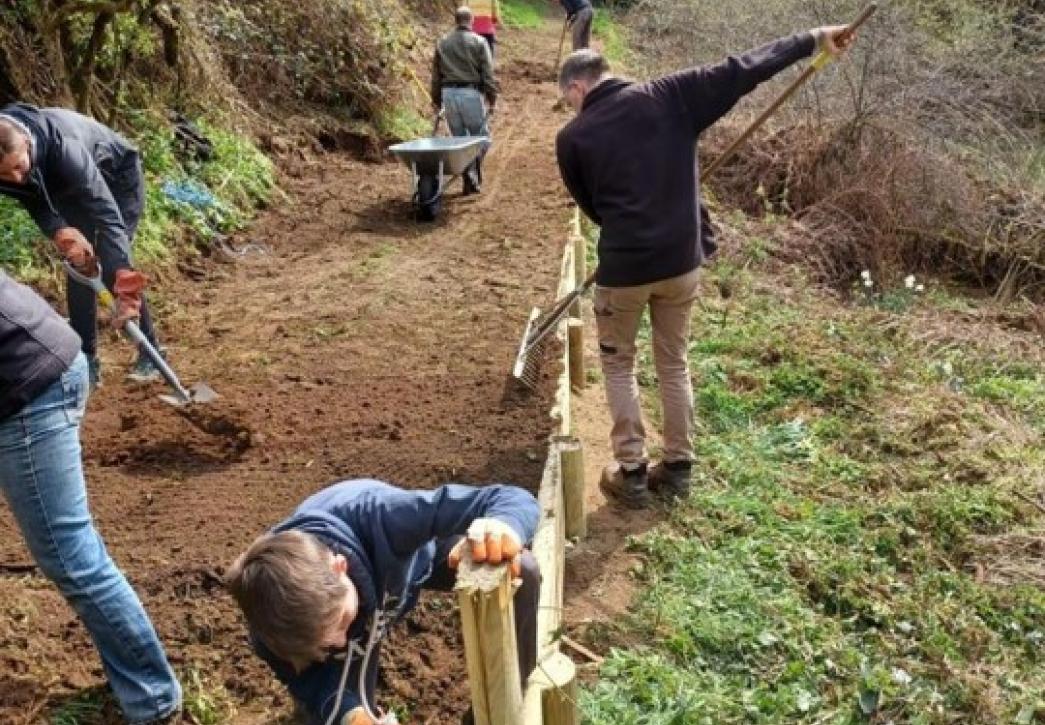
[158,382,218,408]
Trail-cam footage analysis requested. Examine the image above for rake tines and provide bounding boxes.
[512,307,548,390]
[511,274,595,390]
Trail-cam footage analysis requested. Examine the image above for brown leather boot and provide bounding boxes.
[648,460,692,500]
[599,461,652,508]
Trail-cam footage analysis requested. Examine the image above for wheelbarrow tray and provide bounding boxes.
[389,136,489,177]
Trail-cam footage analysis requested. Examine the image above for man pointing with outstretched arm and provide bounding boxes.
[555,26,856,508]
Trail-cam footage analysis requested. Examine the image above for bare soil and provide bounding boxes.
[0,18,581,724]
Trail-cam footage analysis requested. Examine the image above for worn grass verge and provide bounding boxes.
[578,223,1045,723]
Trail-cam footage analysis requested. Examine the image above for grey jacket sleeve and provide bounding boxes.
[51,140,132,268]
[19,190,67,239]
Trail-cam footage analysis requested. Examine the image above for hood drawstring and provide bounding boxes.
[323,596,398,725]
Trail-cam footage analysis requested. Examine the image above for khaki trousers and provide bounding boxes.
[593,268,699,465]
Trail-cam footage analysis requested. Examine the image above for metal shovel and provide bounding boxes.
[64,261,218,407]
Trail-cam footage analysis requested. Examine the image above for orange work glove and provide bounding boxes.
[54,227,97,275]
[111,268,147,329]
[448,518,524,577]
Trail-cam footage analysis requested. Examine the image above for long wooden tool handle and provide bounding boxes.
[700,3,878,183]
[553,15,570,78]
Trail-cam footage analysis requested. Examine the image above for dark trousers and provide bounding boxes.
[479,33,497,58]
[571,6,593,50]
[66,153,159,358]
[430,536,540,687]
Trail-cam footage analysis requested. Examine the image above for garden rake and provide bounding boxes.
[512,3,878,390]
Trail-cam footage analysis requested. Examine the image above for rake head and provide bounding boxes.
[511,275,594,391]
[511,301,571,390]
[512,307,546,390]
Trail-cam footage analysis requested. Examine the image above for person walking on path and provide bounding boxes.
[0,269,182,723]
[431,6,499,195]
[555,26,856,508]
[558,0,593,50]
[225,479,540,725]
[0,103,166,389]
[469,0,502,58]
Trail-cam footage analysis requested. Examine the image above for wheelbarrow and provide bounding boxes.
[388,134,489,221]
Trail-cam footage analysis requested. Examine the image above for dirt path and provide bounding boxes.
[0,17,576,724]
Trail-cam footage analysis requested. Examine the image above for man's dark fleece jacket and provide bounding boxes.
[556,32,817,287]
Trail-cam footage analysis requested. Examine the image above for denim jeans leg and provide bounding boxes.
[0,354,181,722]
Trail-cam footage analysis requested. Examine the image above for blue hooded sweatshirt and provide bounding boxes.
[253,479,540,723]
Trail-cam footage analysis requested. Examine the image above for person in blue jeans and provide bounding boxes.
[0,269,181,723]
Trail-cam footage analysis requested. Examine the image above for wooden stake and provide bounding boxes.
[567,318,584,392]
[559,438,586,540]
[533,652,579,725]
[456,552,524,725]
[572,219,586,290]
[568,215,586,318]
[534,441,567,660]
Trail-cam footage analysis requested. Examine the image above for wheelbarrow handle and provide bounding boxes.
[62,261,193,404]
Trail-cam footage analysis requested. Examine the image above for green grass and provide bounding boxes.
[579,238,1045,723]
[501,0,544,29]
[592,8,629,64]
[376,104,432,141]
[49,691,106,725]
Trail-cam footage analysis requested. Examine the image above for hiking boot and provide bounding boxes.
[648,460,693,500]
[126,351,164,383]
[87,355,102,391]
[599,461,652,509]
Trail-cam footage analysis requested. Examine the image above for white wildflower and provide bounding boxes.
[892,668,913,686]
[863,278,874,288]
[904,275,916,289]
[860,270,871,281]
[915,283,925,293]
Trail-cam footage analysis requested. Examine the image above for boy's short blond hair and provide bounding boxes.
[225,530,349,671]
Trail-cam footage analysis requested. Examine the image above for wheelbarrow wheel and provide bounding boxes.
[417,174,442,222]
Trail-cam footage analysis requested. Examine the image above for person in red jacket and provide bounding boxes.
[555,26,856,507]
[469,0,502,57]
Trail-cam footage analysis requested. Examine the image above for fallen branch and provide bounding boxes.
[559,635,604,666]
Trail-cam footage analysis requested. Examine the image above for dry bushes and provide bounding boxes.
[196,0,414,123]
[706,123,1045,296]
[0,0,425,140]
[625,0,1045,297]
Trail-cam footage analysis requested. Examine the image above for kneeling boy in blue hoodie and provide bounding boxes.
[225,479,541,725]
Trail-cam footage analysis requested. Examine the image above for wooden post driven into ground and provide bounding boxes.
[531,652,579,725]
[465,216,584,725]
[456,552,525,725]
[560,437,586,539]
[567,318,584,391]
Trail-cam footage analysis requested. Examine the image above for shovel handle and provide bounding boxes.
[62,261,193,403]
[701,3,878,182]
